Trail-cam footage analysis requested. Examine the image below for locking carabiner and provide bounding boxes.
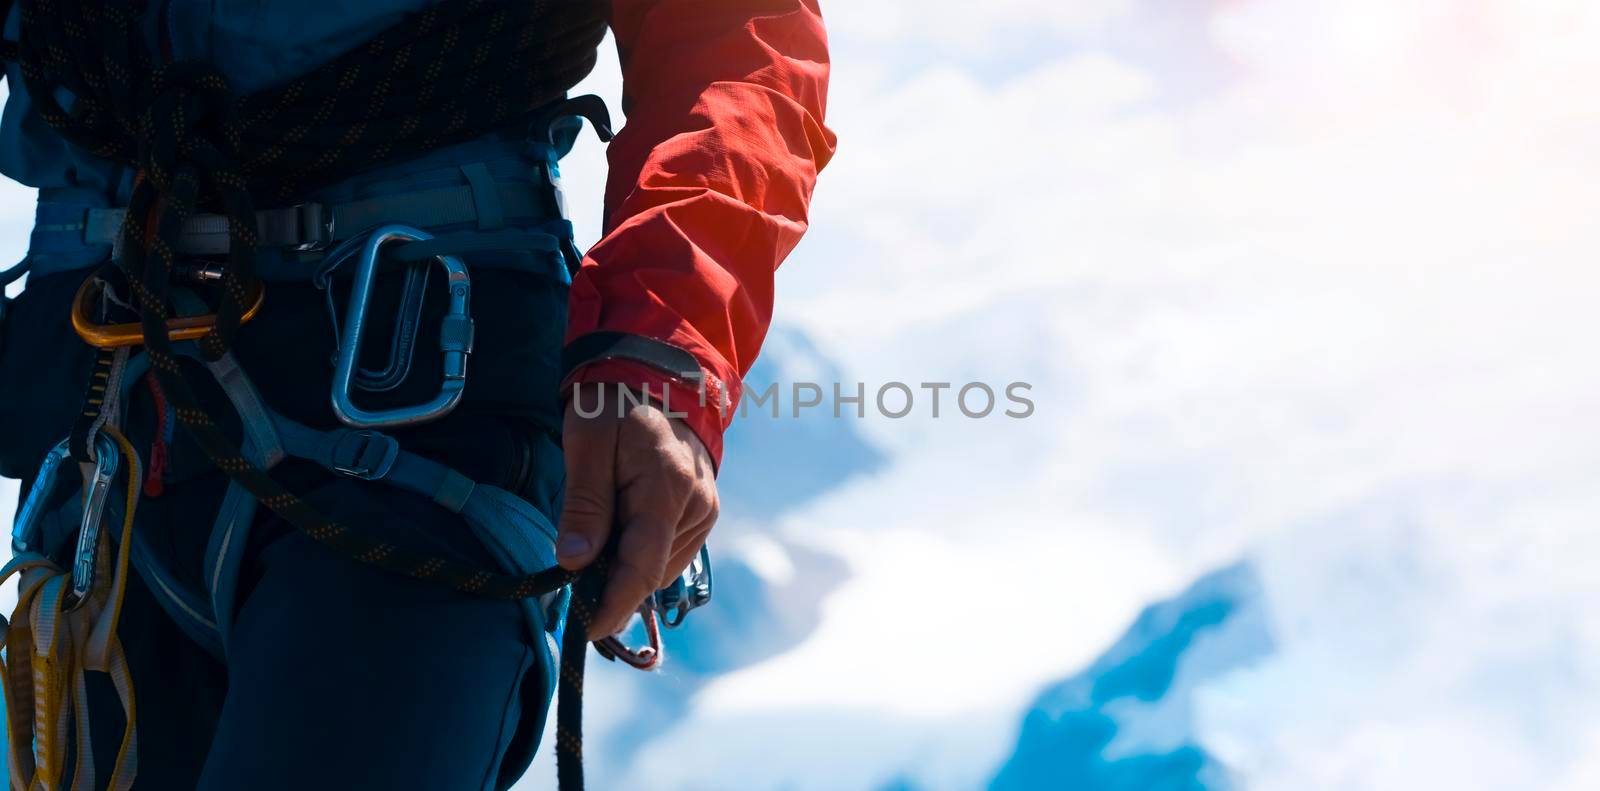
[330,225,474,429]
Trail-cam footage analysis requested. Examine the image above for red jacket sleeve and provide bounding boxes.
[561,0,837,469]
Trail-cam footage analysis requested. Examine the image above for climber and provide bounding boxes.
[0,1,834,789]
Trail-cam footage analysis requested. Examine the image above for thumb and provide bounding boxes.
[557,397,620,569]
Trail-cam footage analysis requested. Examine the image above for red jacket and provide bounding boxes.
[562,0,837,468]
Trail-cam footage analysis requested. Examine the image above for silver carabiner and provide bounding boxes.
[652,545,714,629]
[330,225,474,429]
[11,433,119,608]
[68,432,120,609]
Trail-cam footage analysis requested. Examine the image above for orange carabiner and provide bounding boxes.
[71,272,264,349]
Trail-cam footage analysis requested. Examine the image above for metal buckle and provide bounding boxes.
[330,225,474,429]
[294,203,333,252]
[329,430,400,481]
[72,271,265,349]
[68,432,120,610]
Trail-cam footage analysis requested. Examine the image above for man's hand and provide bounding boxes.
[556,387,719,640]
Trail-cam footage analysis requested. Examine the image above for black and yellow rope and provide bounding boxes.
[0,1,612,787]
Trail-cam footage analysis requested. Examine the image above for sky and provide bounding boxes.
[551,1,1598,788]
[4,1,1600,789]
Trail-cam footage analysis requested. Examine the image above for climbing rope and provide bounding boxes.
[0,1,615,787]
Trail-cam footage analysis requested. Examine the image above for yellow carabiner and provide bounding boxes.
[71,271,264,349]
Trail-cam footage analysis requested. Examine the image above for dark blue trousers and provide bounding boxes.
[96,470,554,791]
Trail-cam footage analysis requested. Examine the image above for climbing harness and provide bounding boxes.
[0,0,718,787]
[8,245,714,787]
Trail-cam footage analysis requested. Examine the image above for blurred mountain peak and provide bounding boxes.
[991,561,1274,791]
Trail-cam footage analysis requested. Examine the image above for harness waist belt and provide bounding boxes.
[83,181,547,256]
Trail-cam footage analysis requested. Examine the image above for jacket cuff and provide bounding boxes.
[560,335,738,470]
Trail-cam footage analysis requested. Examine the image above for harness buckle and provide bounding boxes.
[330,430,401,481]
[330,225,474,429]
[293,203,333,252]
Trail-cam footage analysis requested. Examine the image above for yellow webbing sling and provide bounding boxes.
[0,425,140,791]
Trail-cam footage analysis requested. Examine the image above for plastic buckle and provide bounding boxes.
[330,225,474,429]
[330,430,400,481]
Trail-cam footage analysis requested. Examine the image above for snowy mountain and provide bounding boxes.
[990,563,1273,791]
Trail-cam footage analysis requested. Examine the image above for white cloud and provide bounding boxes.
[825,0,1136,57]
[622,0,1600,788]
[3,3,1597,789]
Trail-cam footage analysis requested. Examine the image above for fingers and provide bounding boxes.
[664,510,716,581]
[658,414,717,584]
[590,514,671,639]
[556,402,620,570]
[589,437,691,636]
[561,391,721,640]
[589,491,717,639]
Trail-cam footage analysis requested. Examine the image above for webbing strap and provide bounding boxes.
[561,331,706,385]
[461,162,505,231]
[204,354,286,468]
[272,419,478,513]
[85,203,329,256]
[204,484,259,653]
[130,530,224,656]
[118,347,550,658]
[388,227,563,263]
[459,484,567,643]
[333,181,543,241]
[80,181,547,256]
